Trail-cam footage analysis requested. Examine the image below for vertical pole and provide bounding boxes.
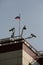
[15,13,21,36]
[19,13,21,36]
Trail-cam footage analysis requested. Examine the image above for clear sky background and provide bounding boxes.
[0,0,43,51]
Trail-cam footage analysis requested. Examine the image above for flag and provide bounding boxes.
[15,16,20,20]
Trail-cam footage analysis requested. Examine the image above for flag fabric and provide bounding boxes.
[15,16,20,20]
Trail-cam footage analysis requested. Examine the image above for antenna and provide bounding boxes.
[31,33,36,38]
[25,33,36,39]
[9,28,15,31]
[21,25,26,37]
[9,27,15,38]
[9,14,37,40]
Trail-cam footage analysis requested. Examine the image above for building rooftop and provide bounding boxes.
[0,37,43,64]
[0,37,40,56]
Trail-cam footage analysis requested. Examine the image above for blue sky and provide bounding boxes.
[0,0,43,51]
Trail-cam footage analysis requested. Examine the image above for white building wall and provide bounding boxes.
[22,50,40,65]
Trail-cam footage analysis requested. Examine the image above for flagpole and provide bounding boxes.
[15,14,21,36]
[19,18,20,36]
[19,13,21,36]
